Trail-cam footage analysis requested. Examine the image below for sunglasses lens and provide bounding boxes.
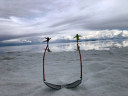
[44,81,61,90]
[65,80,82,88]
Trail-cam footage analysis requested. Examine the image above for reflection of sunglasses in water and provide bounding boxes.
[43,43,82,90]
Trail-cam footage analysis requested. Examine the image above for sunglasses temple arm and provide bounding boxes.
[77,43,82,80]
[43,44,48,81]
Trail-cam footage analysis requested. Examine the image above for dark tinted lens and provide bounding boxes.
[65,80,81,88]
[44,81,61,90]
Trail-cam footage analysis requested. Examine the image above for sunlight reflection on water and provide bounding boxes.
[0,39,128,53]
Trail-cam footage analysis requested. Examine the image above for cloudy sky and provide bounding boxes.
[0,0,128,44]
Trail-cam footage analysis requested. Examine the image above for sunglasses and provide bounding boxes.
[43,43,82,90]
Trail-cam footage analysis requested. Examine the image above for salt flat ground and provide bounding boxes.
[0,44,128,96]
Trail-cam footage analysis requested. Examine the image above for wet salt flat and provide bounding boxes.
[0,40,128,96]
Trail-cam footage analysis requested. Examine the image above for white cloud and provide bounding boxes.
[0,0,128,43]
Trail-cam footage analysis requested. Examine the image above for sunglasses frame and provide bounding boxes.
[43,42,82,89]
